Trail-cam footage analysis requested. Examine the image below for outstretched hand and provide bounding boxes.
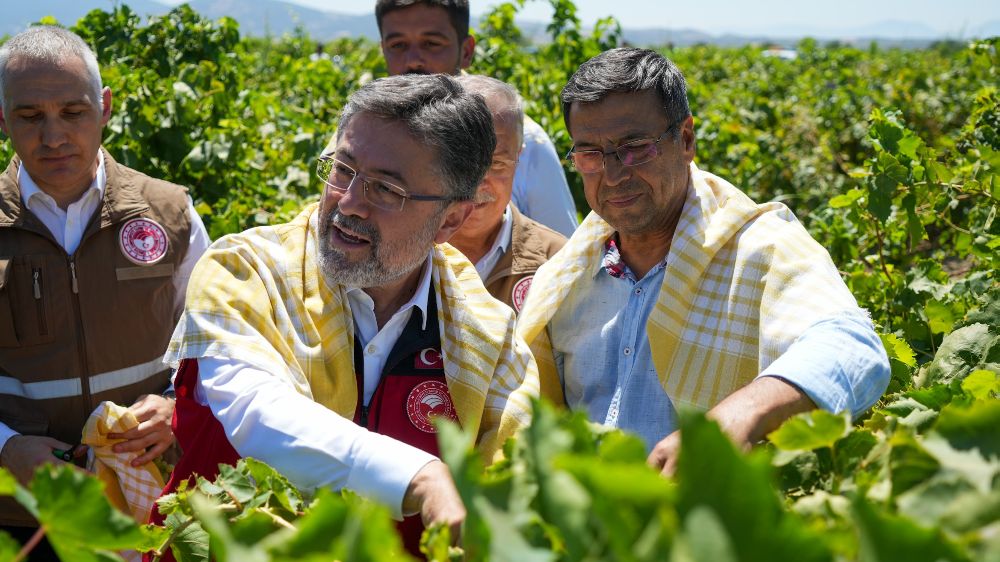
[401,460,466,541]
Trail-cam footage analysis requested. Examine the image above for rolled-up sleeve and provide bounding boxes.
[759,310,890,417]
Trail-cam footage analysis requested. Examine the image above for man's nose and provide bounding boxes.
[40,118,69,149]
[404,48,424,71]
[331,179,371,219]
[603,155,632,187]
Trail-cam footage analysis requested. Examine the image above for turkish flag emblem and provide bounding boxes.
[414,347,444,369]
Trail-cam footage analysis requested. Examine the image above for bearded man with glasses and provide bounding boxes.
[517,48,890,476]
[149,74,539,557]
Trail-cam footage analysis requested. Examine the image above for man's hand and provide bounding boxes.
[647,430,682,477]
[647,376,816,477]
[0,435,77,486]
[107,394,176,466]
[401,460,466,540]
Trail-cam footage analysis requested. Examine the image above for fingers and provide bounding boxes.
[647,431,681,477]
[130,438,172,467]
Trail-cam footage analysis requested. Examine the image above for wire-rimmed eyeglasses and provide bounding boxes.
[316,156,459,212]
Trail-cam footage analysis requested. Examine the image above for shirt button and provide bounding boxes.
[623,347,632,356]
[634,287,642,295]
[366,344,376,355]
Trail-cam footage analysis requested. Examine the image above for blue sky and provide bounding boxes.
[161,0,999,37]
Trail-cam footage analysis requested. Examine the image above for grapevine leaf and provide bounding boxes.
[961,369,1000,401]
[0,469,16,496]
[880,333,917,367]
[768,410,851,452]
[163,511,209,562]
[931,400,1000,459]
[677,410,831,562]
[670,506,738,562]
[474,497,555,562]
[187,494,268,562]
[924,299,956,335]
[30,464,165,560]
[852,495,970,562]
[0,531,18,562]
[917,323,999,387]
[887,428,940,498]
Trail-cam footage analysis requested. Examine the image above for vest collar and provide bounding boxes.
[0,148,149,228]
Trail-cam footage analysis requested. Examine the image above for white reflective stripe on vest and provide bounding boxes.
[0,356,167,399]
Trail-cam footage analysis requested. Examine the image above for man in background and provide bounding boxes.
[448,74,565,313]
[373,0,579,237]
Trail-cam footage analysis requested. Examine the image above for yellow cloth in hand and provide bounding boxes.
[81,401,166,523]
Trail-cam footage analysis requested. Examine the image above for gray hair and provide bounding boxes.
[561,48,690,137]
[0,26,103,111]
[336,74,495,201]
[456,74,524,146]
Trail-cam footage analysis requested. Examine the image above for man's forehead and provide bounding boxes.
[333,114,415,182]
[380,4,457,39]
[568,91,665,143]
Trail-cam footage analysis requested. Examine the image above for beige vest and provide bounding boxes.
[483,206,566,314]
[0,150,192,526]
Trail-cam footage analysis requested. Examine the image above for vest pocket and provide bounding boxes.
[0,255,56,347]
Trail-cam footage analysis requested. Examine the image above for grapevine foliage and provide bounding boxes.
[0,1,997,561]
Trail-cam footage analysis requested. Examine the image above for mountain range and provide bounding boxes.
[3,0,998,48]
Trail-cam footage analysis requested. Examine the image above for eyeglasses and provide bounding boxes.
[316,156,458,212]
[566,122,682,174]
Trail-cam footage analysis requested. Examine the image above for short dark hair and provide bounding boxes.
[337,74,495,201]
[561,48,691,135]
[375,0,470,40]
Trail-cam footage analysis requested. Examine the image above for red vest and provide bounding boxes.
[148,294,452,560]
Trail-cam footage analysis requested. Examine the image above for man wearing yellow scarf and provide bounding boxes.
[154,74,538,553]
[517,48,890,476]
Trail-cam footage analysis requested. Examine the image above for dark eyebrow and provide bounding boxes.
[383,30,450,41]
[334,148,407,184]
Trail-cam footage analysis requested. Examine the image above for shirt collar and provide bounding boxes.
[485,205,513,258]
[595,233,669,283]
[18,151,106,208]
[346,250,434,330]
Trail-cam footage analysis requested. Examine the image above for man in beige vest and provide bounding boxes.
[0,26,209,542]
[448,75,566,313]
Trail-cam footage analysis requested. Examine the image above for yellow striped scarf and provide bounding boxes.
[166,203,538,461]
[517,163,859,410]
[82,401,167,562]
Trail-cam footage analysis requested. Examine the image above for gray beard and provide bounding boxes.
[317,209,439,289]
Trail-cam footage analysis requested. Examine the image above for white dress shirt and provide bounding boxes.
[473,205,513,280]
[194,255,439,519]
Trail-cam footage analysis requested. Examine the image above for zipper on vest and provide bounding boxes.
[69,260,79,294]
[32,268,48,336]
[68,256,93,407]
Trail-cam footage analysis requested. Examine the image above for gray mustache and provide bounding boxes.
[329,212,380,242]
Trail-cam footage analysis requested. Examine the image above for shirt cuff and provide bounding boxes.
[759,310,890,418]
[0,423,20,458]
[345,436,437,520]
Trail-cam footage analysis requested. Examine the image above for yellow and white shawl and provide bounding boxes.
[517,163,859,411]
[166,203,538,461]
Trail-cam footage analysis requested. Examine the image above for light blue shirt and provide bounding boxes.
[549,252,890,450]
[512,117,579,237]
